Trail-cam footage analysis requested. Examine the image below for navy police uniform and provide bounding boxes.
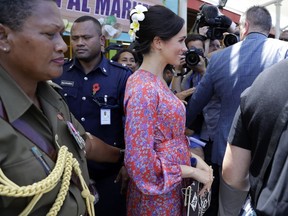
[53,55,131,216]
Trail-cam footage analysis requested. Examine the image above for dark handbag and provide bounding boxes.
[182,180,211,216]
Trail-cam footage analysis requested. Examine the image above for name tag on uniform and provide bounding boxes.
[60,80,74,87]
[100,109,111,125]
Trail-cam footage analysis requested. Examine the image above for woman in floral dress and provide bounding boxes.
[124,5,214,216]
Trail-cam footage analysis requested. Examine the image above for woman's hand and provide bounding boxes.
[194,167,213,196]
[180,159,214,196]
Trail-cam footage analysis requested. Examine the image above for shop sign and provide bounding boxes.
[56,0,163,32]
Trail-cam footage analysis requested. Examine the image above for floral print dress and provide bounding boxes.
[124,69,191,216]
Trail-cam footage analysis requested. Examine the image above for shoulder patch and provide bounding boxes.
[64,58,73,65]
[108,60,132,72]
[63,58,74,70]
[109,60,126,68]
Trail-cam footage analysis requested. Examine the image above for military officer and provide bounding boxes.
[0,1,122,215]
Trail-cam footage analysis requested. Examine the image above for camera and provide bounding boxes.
[185,47,204,67]
[223,33,239,47]
[194,4,235,40]
[204,16,231,40]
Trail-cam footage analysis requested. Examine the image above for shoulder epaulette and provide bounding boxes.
[47,80,63,90]
[108,59,131,70]
[64,58,73,65]
[108,60,133,74]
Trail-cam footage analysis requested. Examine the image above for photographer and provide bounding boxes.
[181,34,206,93]
[185,34,221,216]
[171,33,222,215]
[193,4,237,57]
[197,4,236,40]
[171,34,206,93]
[172,34,212,161]
[198,26,222,57]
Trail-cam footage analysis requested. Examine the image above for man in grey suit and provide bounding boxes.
[186,6,288,215]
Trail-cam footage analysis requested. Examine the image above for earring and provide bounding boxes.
[3,48,7,52]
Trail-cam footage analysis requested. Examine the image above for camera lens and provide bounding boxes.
[224,33,239,47]
[185,50,201,67]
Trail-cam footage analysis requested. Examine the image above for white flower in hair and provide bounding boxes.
[128,4,148,41]
[130,4,148,21]
[130,20,140,32]
[128,29,137,41]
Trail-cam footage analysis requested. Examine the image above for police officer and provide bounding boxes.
[53,16,131,216]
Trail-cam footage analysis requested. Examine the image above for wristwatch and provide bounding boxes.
[173,72,183,77]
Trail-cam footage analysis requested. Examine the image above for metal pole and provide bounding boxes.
[260,0,283,38]
[275,0,282,38]
[261,0,278,7]
[178,0,188,30]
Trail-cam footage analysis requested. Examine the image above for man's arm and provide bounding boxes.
[218,143,250,216]
[222,143,251,191]
[85,133,122,163]
[186,70,214,128]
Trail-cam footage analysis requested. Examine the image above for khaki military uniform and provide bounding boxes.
[0,66,90,216]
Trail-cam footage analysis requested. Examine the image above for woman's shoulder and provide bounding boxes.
[125,70,162,104]
[127,69,158,88]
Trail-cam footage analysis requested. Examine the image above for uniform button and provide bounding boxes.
[81,117,85,122]
[114,142,117,146]
[64,93,67,97]
[82,96,86,100]
[84,77,88,80]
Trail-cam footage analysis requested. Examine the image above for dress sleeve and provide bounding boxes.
[124,83,182,195]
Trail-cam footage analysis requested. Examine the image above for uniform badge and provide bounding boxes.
[67,121,85,150]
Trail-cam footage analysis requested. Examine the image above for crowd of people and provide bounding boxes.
[186,5,288,216]
[1,0,288,215]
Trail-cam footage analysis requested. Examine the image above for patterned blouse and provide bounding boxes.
[124,69,191,215]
